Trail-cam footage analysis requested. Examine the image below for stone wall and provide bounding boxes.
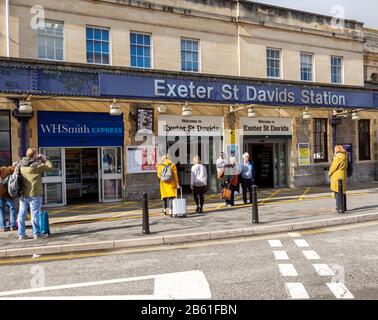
[124,172,160,200]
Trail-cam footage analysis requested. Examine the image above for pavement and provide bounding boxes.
[1,182,378,259]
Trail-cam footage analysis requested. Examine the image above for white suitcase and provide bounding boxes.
[172,187,187,218]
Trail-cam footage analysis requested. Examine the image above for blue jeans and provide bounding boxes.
[18,196,42,237]
[0,198,17,229]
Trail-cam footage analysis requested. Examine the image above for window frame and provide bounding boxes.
[86,25,111,66]
[358,119,371,161]
[266,48,282,79]
[180,37,200,73]
[300,52,314,82]
[37,19,64,62]
[331,56,344,84]
[313,118,328,163]
[0,110,12,166]
[130,31,152,69]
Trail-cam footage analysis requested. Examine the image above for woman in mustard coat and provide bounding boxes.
[157,154,179,216]
[328,145,348,212]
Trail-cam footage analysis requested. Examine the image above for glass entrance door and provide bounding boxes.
[274,142,287,188]
[100,147,123,202]
[41,147,65,207]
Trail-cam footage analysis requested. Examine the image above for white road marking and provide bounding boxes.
[294,239,310,248]
[313,264,335,276]
[302,250,321,260]
[285,283,310,299]
[268,240,283,247]
[278,264,298,277]
[327,283,355,299]
[288,232,301,238]
[0,271,212,300]
[273,251,289,260]
[186,253,217,259]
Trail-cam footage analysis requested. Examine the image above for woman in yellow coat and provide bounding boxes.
[157,154,179,216]
[328,145,348,212]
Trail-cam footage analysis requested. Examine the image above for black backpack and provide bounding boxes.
[7,164,22,198]
[347,159,353,178]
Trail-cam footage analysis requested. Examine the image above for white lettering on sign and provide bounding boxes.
[39,124,123,135]
[154,79,347,107]
[154,80,213,99]
[240,117,292,136]
[158,115,224,136]
[301,90,346,106]
[40,124,91,134]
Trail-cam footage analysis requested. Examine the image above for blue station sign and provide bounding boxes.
[0,60,377,109]
[100,74,375,109]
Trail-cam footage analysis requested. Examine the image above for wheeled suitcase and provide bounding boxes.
[172,187,187,218]
[39,211,51,236]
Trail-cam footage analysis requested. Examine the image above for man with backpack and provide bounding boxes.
[157,154,179,216]
[17,148,54,240]
[0,166,16,232]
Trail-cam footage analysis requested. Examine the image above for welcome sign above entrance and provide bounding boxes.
[158,115,224,136]
[240,117,292,136]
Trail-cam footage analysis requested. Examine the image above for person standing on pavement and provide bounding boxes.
[157,154,179,216]
[224,156,240,207]
[0,166,17,232]
[216,152,226,180]
[328,145,348,212]
[18,148,54,240]
[190,155,208,213]
[240,152,255,204]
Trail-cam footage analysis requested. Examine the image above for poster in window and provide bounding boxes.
[126,146,157,173]
[298,143,311,166]
[141,147,157,171]
[136,108,154,134]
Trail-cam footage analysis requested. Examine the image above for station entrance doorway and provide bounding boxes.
[243,139,288,188]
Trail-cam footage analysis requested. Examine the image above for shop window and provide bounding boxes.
[37,20,64,61]
[267,48,281,79]
[331,56,343,84]
[313,118,328,162]
[181,38,199,72]
[86,26,110,65]
[358,120,371,161]
[300,52,314,82]
[130,32,151,69]
[0,111,11,166]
